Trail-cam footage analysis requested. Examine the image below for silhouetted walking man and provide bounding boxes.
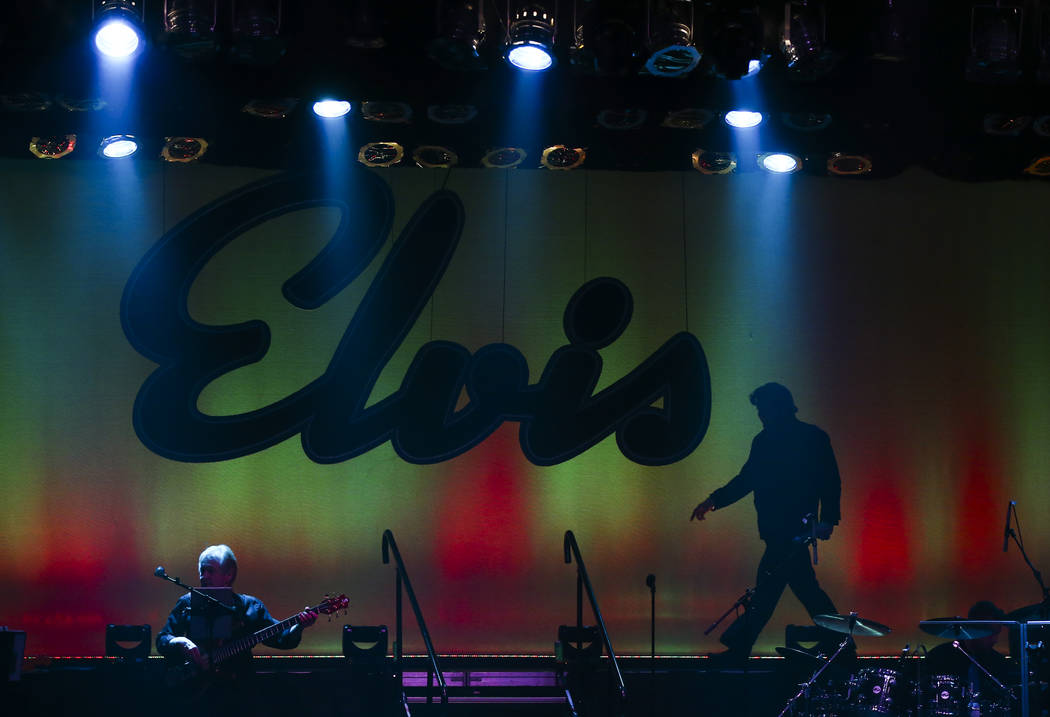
[691,383,843,663]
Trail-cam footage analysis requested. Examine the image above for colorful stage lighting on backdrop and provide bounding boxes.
[93,1,146,59]
[29,135,77,159]
[759,152,802,173]
[312,100,352,118]
[691,149,737,174]
[965,1,1024,83]
[99,134,139,158]
[504,2,557,71]
[725,110,763,128]
[644,0,700,77]
[427,0,487,70]
[162,0,219,61]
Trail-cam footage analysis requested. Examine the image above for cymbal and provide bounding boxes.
[814,613,892,637]
[1007,602,1050,621]
[919,618,995,640]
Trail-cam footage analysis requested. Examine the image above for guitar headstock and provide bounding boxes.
[317,593,349,616]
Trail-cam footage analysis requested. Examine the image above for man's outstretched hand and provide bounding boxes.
[691,499,715,521]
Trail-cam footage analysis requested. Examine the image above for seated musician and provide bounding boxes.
[156,544,318,677]
[925,600,1012,695]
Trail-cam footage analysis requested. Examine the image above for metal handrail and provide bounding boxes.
[563,530,627,701]
[382,529,448,709]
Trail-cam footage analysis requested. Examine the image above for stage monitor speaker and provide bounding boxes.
[556,624,603,663]
[1,628,26,681]
[343,624,388,666]
[105,624,151,660]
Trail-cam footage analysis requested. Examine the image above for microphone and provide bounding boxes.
[1003,501,1015,552]
[154,565,167,578]
[646,574,655,591]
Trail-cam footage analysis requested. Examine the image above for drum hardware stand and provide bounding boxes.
[703,531,816,638]
[950,640,1019,704]
[775,614,859,717]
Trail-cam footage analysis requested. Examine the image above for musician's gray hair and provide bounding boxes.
[198,544,238,581]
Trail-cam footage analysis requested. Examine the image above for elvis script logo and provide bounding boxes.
[121,169,711,465]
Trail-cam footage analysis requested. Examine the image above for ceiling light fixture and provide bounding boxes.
[428,1,487,70]
[644,0,700,77]
[93,1,146,59]
[505,2,558,71]
[358,142,405,167]
[162,0,219,61]
[161,137,209,163]
[99,134,139,158]
[29,136,77,159]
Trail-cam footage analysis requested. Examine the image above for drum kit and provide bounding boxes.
[777,612,1041,717]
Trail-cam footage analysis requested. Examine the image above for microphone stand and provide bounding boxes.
[1004,506,1050,604]
[646,574,656,717]
[154,566,237,665]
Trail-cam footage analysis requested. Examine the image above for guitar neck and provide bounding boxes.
[211,608,310,666]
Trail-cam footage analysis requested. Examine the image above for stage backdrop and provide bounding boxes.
[1,158,1048,656]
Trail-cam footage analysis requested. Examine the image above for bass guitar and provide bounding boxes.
[165,592,349,688]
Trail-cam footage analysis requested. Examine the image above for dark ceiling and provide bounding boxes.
[0,1,1047,179]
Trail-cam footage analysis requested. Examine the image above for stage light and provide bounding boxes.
[569,1,640,76]
[691,150,737,174]
[966,2,1024,83]
[701,2,767,80]
[596,108,647,130]
[242,98,298,119]
[1023,156,1050,176]
[725,110,763,128]
[644,0,700,77]
[230,0,286,65]
[357,142,404,167]
[982,114,1030,136]
[428,1,487,70]
[662,108,714,130]
[782,112,832,131]
[541,145,585,170]
[361,101,412,124]
[505,3,557,71]
[427,104,479,124]
[162,0,219,61]
[827,153,872,176]
[161,137,209,163]
[758,152,801,173]
[57,96,107,112]
[93,1,146,59]
[412,146,459,169]
[781,0,839,80]
[346,0,388,49]
[29,136,77,160]
[481,147,527,168]
[99,135,139,158]
[313,100,352,118]
[1,92,53,112]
